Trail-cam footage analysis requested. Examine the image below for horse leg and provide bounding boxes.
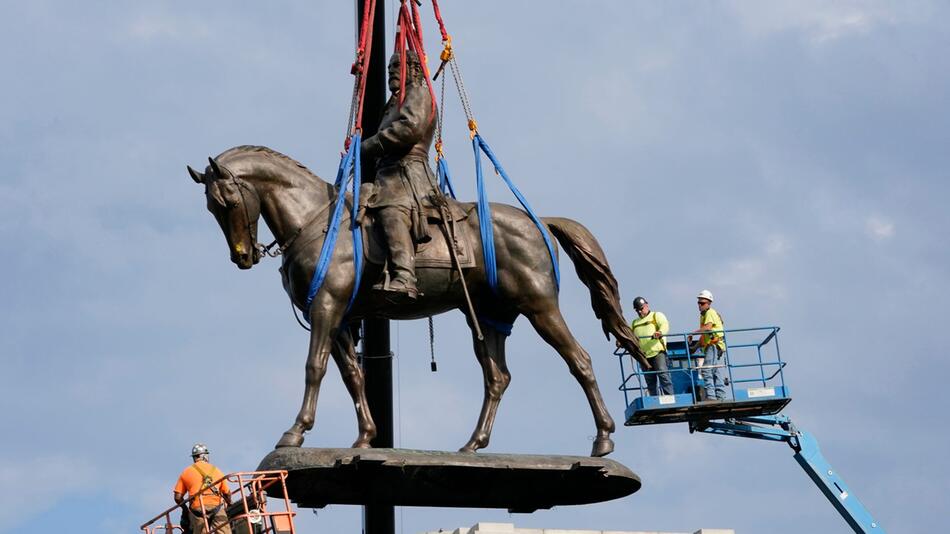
[527,308,616,457]
[331,326,377,448]
[275,298,346,448]
[460,326,511,453]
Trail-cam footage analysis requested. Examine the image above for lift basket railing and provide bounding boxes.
[140,470,296,534]
[616,326,787,406]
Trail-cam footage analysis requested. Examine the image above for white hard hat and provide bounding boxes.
[191,443,210,457]
[697,289,714,302]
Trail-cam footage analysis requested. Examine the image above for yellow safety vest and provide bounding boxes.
[631,311,668,358]
[699,308,725,350]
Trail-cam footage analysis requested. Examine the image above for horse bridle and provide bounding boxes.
[233,178,282,260]
[210,160,270,260]
[212,160,334,261]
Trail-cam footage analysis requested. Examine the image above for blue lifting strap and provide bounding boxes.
[306,133,364,318]
[472,133,559,294]
[478,315,515,337]
[436,156,458,199]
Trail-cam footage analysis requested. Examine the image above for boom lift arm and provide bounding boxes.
[694,415,885,533]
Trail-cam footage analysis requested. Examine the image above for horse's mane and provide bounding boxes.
[218,145,320,182]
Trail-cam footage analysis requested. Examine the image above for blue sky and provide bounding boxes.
[1,2,946,532]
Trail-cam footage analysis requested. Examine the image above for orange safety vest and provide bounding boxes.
[189,463,225,511]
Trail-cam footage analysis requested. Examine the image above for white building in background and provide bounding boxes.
[422,522,734,534]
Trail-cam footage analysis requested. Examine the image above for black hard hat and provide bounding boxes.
[632,296,647,310]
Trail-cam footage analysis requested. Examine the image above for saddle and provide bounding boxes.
[359,183,477,270]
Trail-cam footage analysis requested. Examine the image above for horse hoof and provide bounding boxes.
[275,431,304,449]
[591,437,614,457]
[459,432,489,454]
[458,438,483,453]
[351,439,372,449]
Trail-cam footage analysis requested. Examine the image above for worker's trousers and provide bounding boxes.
[190,507,231,534]
[644,351,674,396]
[700,345,727,400]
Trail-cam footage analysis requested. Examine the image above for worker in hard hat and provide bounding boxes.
[690,290,728,401]
[174,443,232,534]
[630,296,673,396]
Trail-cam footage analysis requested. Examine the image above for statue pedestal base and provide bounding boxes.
[258,447,640,512]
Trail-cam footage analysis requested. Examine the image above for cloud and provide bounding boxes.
[658,428,709,463]
[865,216,895,240]
[3,2,948,532]
[726,1,900,45]
[0,455,96,532]
[710,234,790,299]
[765,234,789,257]
[124,11,208,42]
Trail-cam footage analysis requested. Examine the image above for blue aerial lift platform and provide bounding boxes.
[616,326,884,533]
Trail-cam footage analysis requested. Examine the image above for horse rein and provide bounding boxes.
[213,164,347,333]
[253,194,336,261]
[217,167,330,261]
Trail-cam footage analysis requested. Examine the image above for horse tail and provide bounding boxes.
[543,217,650,369]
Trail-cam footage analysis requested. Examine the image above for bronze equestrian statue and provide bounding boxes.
[186,54,648,458]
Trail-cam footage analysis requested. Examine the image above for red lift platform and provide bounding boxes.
[140,470,296,534]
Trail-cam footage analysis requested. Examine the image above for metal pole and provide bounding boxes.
[357,2,393,534]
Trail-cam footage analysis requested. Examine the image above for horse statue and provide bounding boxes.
[187,145,648,457]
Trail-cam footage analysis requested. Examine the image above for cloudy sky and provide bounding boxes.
[1,1,946,532]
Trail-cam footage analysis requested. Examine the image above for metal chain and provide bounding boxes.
[436,72,447,145]
[256,240,283,258]
[428,316,437,372]
[448,57,475,125]
[345,73,361,138]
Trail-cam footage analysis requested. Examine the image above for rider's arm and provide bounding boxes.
[362,84,431,159]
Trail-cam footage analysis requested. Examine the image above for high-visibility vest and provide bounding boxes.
[632,311,667,355]
[699,309,724,348]
[190,463,225,511]
[191,463,221,497]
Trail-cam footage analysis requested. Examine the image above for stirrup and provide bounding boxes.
[386,277,418,299]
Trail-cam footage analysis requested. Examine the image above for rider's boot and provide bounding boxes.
[377,207,418,300]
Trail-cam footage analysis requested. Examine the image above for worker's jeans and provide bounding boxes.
[644,351,674,396]
[701,345,728,400]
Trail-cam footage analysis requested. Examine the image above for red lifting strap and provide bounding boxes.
[352,0,378,133]
[431,0,450,43]
[411,0,425,55]
[394,0,437,119]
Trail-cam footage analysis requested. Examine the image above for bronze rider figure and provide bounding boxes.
[361,50,437,299]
